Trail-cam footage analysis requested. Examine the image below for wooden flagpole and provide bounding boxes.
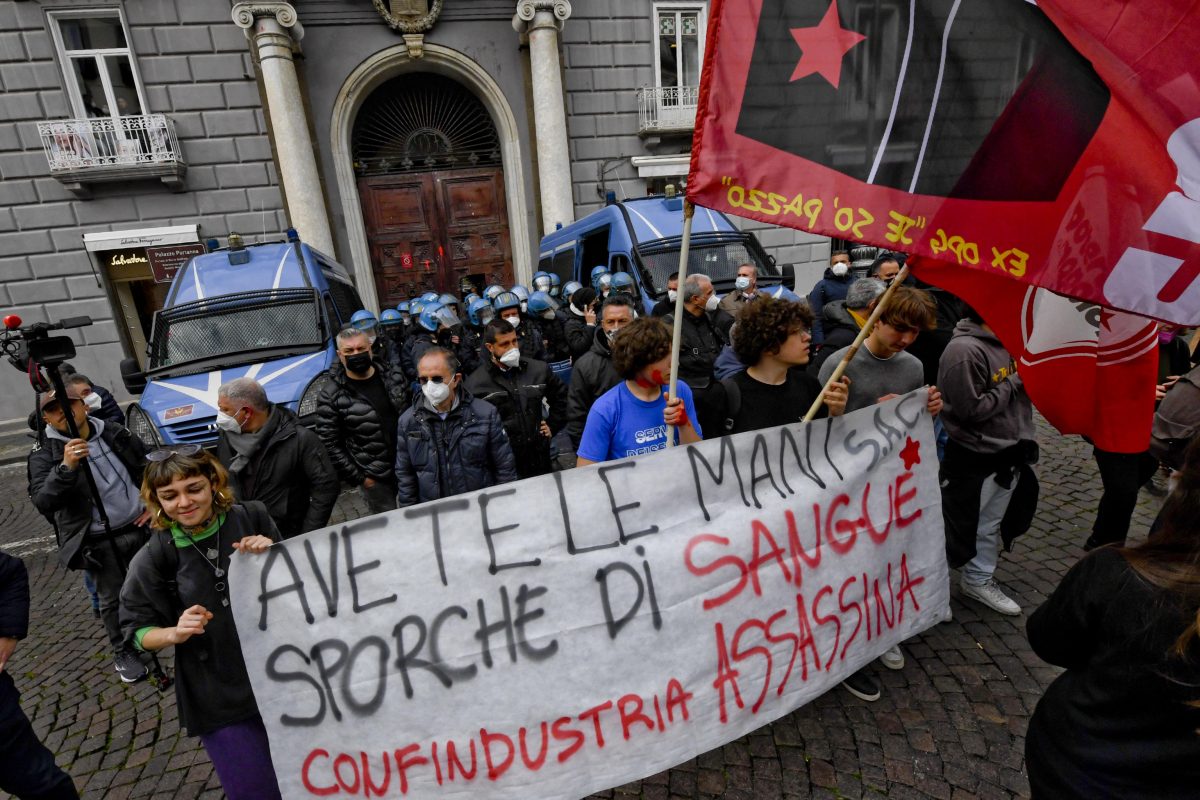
[665,200,696,447]
[802,264,911,422]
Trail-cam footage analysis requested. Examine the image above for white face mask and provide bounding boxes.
[498,347,521,368]
[422,380,451,405]
[704,293,720,312]
[667,289,678,303]
[215,410,242,434]
[83,392,102,411]
[502,314,521,329]
[519,301,528,313]
[541,310,556,321]
[832,263,849,277]
[735,276,752,292]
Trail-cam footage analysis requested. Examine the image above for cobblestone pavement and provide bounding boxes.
[1,419,1162,800]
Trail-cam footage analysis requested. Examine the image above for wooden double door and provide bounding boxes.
[359,167,514,305]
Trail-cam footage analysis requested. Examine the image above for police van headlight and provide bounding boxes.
[126,403,162,448]
[298,372,332,419]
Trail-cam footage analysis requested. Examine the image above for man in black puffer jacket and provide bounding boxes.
[316,327,409,514]
[396,347,518,507]
[565,296,634,447]
[28,386,151,684]
[215,377,339,538]
[1,551,80,799]
[466,319,568,479]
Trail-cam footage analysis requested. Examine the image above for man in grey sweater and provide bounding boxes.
[938,308,1036,616]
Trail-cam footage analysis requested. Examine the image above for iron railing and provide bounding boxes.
[37,114,183,172]
[636,85,700,134]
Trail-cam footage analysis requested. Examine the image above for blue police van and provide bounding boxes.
[119,232,362,447]
[536,193,786,313]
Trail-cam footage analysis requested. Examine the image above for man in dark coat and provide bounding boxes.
[315,327,409,514]
[27,386,150,684]
[808,250,854,344]
[215,377,339,538]
[666,273,734,439]
[395,347,518,506]
[808,277,886,377]
[566,295,634,447]
[0,551,80,800]
[466,319,568,479]
[563,287,599,359]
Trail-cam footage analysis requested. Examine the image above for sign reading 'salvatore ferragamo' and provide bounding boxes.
[230,391,950,799]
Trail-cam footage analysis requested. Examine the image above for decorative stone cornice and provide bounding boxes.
[513,0,571,33]
[231,2,303,42]
[373,0,443,33]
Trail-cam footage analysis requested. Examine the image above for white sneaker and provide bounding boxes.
[878,644,905,670]
[960,579,1021,616]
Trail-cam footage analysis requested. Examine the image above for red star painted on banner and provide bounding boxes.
[789,1,867,89]
[900,436,921,470]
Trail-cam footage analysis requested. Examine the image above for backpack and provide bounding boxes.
[721,377,741,433]
[1150,365,1200,470]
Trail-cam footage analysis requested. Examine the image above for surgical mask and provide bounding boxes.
[832,263,849,277]
[704,294,720,312]
[422,380,451,405]
[667,289,678,303]
[605,328,619,344]
[499,347,521,368]
[735,276,752,292]
[215,410,242,434]
[502,314,521,329]
[344,352,373,374]
[83,392,102,411]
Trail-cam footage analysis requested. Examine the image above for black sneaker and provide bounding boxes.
[841,669,881,702]
[114,650,148,684]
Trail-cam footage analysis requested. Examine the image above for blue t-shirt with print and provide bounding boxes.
[577,380,702,463]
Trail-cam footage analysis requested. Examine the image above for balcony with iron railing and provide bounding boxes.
[636,85,700,138]
[37,114,187,195]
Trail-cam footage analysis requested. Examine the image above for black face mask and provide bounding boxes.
[344,352,372,374]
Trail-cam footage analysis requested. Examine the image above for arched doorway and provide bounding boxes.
[352,73,515,304]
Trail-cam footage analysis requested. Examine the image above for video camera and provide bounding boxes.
[1,314,92,390]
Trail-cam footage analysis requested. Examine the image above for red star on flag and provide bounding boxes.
[789,1,867,89]
[900,436,921,470]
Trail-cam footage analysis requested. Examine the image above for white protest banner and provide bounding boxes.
[230,390,950,799]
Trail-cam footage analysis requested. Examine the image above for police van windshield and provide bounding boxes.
[637,233,778,294]
[147,288,324,375]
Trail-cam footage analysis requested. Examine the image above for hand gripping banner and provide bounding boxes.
[230,393,949,799]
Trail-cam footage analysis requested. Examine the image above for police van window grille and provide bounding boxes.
[352,73,501,176]
[325,278,361,325]
[639,242,764,293]
[148,293,321,370]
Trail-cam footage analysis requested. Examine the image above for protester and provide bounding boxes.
[939,306,1037,616]
[315,326,408,514]
[724,296,848,431]
[467,319,568,479]
[1146,324,1195,494]
[576,317,701,465]
[713,322,746,380]
[64,373,125,426]
[808,250,854,344]
[119,448,281,800]
[718,263,760,318]
[867,252,902,284]
[1025,435,1200,799]
[59,363,123,426]
[808,278,885,377]
[395,347,518,506]
[566,294,635,447]
[668,274,733,438]
[651,272,680,317]
[564,286,599,359]
[0,550,80,800]
[28,385,150,684]
[817,285,942,415]
[214,378,338,539]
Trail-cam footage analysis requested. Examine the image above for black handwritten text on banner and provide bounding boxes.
[230,391,950,799]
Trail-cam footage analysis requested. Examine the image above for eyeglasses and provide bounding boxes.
[146,443,203,462]
[417,375,449,385]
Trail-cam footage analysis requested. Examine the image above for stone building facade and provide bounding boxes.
[0,0,830,424]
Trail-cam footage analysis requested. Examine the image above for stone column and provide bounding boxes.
[232,2,335,256]
[513,0,574,236]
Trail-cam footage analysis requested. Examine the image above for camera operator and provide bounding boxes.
[28,385,151,684]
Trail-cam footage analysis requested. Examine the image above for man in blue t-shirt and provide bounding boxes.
[576,318,702,465]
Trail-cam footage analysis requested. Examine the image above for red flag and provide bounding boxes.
[914,257,1158,453]
[688,0,1200,325]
